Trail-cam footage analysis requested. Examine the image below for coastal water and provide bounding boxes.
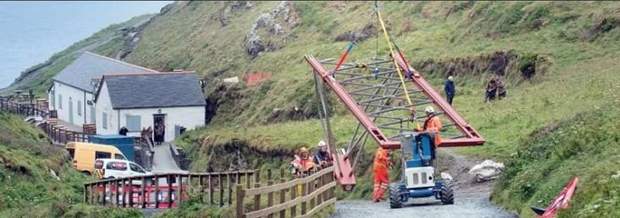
[0,1,170,89]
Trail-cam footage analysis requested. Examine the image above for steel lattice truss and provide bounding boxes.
[306,54,484,188]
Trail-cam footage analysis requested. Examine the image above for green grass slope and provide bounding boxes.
[0,112,140,217]
[494,105,620,218]
[173,2,620,215]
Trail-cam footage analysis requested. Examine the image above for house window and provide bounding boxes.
[126,115,141,132]
[58,94,63,109]
[102,112,108,129]
[77,100,82,116]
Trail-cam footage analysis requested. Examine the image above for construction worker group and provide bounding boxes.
[291,140,333,177]
[372,105,442,202]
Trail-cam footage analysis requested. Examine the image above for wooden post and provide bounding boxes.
[128,178,134,207]
[236,185,245,218]
[208,174,213,205]
[141,177,147,208]
[301,181,307,215]
[267,169,274,218]
[199,175,205,203]
[246,171,251,188]
[290,181,297,217]
[218,174,223,207]
[253,170,261,211]
[155,176,160,208]
[176,175,182,206]
[90,183,95,204]
[309,176,316,211]
[83,184,88,203]
[279,168,286,218]
[228,173,233,205]
[102,182,107,206]
[113,180,118,207]
[122,179,127,208]
[167,175,173,208]
[317,173,324,206]
[236,171,241,184]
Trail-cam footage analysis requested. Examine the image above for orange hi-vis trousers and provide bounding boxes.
[372,148,390,202]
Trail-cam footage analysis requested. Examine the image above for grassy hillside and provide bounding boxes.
[4,1,620,217]
[0,112,140,217]
[172,2,620,216]
[494,105,620,218]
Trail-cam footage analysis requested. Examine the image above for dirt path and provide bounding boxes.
[331,148,517,218]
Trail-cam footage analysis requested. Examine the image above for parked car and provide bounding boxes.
[66,142,127,175]
[94,159,150,179]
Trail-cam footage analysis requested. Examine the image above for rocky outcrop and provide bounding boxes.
[244,1,300,58]
[413,50,550,80]
[116,15,156,59]
[582,16,620,41]
[218,1,254,27]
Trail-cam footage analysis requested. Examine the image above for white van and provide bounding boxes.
[94,159,150,179]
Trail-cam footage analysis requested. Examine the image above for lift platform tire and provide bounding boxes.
[440,181,454,205]
[389,183,404,208]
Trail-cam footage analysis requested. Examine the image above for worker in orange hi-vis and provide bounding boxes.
[416,106,443,147]
[372,147,391,202]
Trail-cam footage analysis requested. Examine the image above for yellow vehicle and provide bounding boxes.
[66,142,127,175]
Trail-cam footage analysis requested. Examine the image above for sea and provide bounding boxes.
[0,1,171,89]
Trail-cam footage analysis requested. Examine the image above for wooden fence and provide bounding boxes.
[83,167,337,217]
[39,121,90,144]
[236,166,336,218]
[0,97,93,145]
[0,97,49,118]
[84,171,255,209]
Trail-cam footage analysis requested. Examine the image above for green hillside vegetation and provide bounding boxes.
[0,112,140,217]
[494,105,620,218]
[3,1,620,217]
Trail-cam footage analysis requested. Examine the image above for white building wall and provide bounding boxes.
[96,81,205,141]
[49,81,92,126]
[95,81,116,135]
[117,107,205,141]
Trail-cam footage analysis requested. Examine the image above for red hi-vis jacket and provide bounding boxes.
[423,115,442,146]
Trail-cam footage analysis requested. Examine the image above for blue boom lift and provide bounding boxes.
[389,132,454,208]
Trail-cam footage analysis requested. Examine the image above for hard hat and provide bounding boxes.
[317,140,327,147]
[299,147,309,154]
[425,106,435,114]
[448,76,454,81]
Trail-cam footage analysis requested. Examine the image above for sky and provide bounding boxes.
[0,1,171,89]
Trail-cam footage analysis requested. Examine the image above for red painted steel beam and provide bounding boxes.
[305,55,401,150]
[393,53,485,147]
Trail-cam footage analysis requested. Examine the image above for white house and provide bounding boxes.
[48,51,158,127]
[94,72,206,142]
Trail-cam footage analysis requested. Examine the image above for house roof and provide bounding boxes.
[53,51,158,92]
[100,72,206,109]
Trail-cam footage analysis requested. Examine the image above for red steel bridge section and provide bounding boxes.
[305,53,484,189]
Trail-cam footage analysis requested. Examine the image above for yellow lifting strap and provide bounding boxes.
[376,10,413,106]
[376,6,421,130]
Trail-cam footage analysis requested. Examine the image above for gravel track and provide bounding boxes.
[331,148,517,218]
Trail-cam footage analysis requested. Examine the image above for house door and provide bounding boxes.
[153,114,166,143]
[68,97,74,124]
